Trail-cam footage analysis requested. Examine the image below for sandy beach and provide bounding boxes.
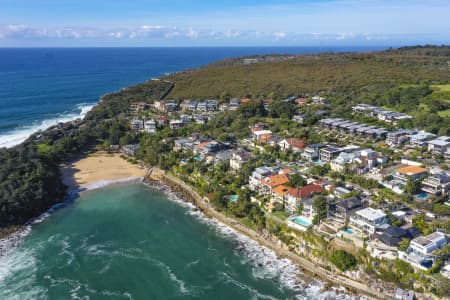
[61,152,147,191]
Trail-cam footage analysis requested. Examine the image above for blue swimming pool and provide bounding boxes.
[227,195,239,202]
[344,228,353,234]
[415,193,429,201]
[293,216,312,227]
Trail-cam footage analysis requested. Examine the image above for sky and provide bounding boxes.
[0,0,449,47]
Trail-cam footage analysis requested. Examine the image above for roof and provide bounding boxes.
[253,130,272,136]
[282,138,306,149]
[355,207,386,221]
[261,174,290,187]
[428,139,450,146]
[396,165,428,176]
[273,185,295,196]
[196,141,210,148]
[289,184,324,198]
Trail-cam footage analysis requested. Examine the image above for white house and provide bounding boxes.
[400,232,447,270]
[349,207,388,236]
[144,119,157,134]
[427,136,450,154]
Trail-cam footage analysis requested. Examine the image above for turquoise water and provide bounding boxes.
[293,217,312,227]
[0,183,340,299]
[415,193,429,201]
[344,229,353,235]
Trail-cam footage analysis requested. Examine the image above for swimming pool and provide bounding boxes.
[227,195,239,202]
[344,228,353,234]
[293,216,312,227]
[415,193,429,201]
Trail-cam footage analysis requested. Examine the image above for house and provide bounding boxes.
[130,102,148,112]
[393,166,428,184]
[386,130,414,147]
[165,101,179,112]
[249,166,279,191]
[285,183,325,213]
[278,138,306,152]
[312,95,326,104]
[427,136,450,154]
[441,263,450,279]
[252,130,273,143]
[180,100,191,111]
[144,119,157,134]
[292,114,307,124]
[334,186,351,198]
[188,101,197,111]
[409,132,436,148]
[131,119,144,132]
[421,171,450,196]
[400,232,447,270]
[169,120,183,129]
[194,141,222,156]
[319,146,342,163]
[230,150,252,171]
[196,102,207,111]
[259,174,290,196]
[301,144,321,161]
[330,151,361,172]
[327,197,364,225]
[271,185,295,206]
[229,98,240,110]
[219,103,229,111]
[295,97,308,106]
[214,150,234,165]
[173,138,194,152]
[395,288,415,300]
[154,100,165,111]
[156,116,168,126]
[349,207,388,236]
[375,226,418,247]
[207,100,218,111]
[353,148,387,174]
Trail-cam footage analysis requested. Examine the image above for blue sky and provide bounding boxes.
[0,0,449,46]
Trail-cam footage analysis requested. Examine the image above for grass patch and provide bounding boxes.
[271,210,291,220]
[37,143,52,154]
[431,84,450,92]
[438,109,450,117]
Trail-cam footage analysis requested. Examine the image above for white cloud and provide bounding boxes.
[0,23,444,45]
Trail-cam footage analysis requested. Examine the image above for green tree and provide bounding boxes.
[398,238,410,252]
[329,250,357,271]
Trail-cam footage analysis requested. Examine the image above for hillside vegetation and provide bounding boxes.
[165,46,450,99]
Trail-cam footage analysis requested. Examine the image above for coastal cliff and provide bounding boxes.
[145,167,392,299]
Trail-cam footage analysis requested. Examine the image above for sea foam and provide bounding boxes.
[0,102,95,148]
[145,182,367,300]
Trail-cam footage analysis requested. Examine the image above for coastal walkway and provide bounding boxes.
[147,168,393,299]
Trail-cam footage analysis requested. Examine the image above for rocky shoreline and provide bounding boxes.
[145,167,390,299]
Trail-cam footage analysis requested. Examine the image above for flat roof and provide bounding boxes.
[356,207,386,221]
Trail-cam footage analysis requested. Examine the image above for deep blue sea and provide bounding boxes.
[0,47,385,147]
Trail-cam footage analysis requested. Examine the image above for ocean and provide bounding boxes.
[0,183,351,299]
[0,46,385,148]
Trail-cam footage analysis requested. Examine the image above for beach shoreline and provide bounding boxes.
[61,152,148,192]
[1,155,385,298]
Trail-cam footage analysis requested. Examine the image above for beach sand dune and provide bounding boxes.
[61,153,147,191]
